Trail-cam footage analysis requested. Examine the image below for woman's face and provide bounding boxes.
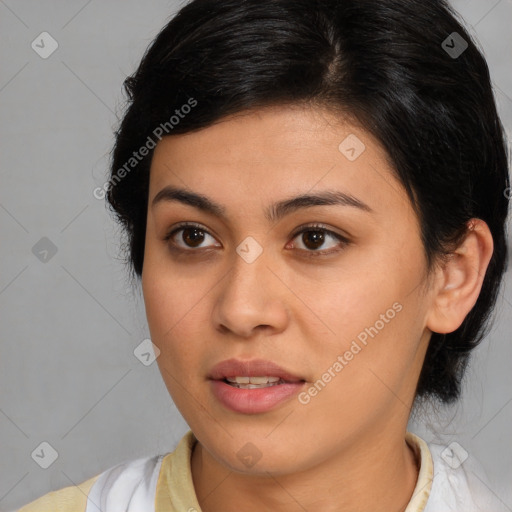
[142,105,434,474]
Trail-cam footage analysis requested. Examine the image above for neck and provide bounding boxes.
[191,422,419,512]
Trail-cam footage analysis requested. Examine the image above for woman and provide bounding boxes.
[18,0,510,510]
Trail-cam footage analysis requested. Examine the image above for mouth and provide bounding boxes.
[208,358,306,414]
[208,358,305,385]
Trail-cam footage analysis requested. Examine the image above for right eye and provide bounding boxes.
[164,223,221,251]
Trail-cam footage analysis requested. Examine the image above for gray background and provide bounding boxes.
[0,1,511,510]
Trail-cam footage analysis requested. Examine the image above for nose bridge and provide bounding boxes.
[212,242,288,336]
[224,245,274,305]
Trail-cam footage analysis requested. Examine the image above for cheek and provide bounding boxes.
[143,276,206,358]
[294,253,427,399]
[289,260,402,349]
[142,243,210,337]
[144,276,209,414]
[142,272,206,397]
[304,291,427,421]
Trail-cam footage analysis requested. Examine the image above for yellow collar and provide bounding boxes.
[404,432,434,512]
[156,430,434,512]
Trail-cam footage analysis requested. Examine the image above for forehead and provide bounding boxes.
[148,105,408,218]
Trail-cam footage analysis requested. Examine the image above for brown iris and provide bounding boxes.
[302,230,325,250]
[182,227,205,247]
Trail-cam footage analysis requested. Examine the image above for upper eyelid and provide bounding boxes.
[290,223,348,240]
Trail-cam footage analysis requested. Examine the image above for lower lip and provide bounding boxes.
[210,380,305,414]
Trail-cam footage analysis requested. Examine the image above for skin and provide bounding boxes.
[141,104,493,512]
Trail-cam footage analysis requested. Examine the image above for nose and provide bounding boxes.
[211,249,289,338]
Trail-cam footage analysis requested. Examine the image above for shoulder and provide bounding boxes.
[17,475,99,512]
[425,441,508,512]
[16,431,197,512]
[87,453,165,511]
[16,454,164,512]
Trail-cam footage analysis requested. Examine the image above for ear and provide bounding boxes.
[426,219,494,334]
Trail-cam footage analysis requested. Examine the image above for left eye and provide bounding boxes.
[289,227,347,253]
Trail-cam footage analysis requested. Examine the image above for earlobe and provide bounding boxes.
[426,219,494,334]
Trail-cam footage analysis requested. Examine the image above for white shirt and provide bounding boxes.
[18,430,510,511]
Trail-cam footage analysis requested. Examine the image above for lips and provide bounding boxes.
[208,358,305,383]
[208,358,306,414]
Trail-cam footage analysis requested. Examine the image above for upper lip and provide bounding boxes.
[208,358,305,383]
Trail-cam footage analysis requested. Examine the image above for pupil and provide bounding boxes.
[183,228,205,247]
[303,230,324,250]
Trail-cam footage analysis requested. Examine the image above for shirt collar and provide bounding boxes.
[156,430,434,512]
[404,432,434,512]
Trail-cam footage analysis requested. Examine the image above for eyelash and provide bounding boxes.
[163,222,351,257]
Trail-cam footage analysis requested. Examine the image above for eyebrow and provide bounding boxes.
[151,185,373,223]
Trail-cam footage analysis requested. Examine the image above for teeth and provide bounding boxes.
[225,376,283,388]
[226,376,281,384]
[226,376,249,384]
